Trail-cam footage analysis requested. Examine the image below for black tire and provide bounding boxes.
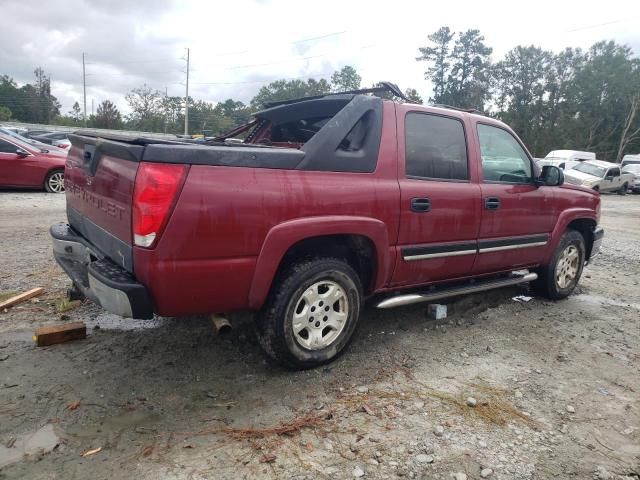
[593,186,600,193]
[534,230,585,300]
[44,169,65,193]
[255,257,362,369]
[617,183,628,195]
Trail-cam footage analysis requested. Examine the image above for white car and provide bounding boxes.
[622,164,640,193]
[538,150,595,170]
[564,160,633,194]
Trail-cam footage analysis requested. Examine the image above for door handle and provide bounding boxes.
[484,197,500,210]
[410,197,431,212]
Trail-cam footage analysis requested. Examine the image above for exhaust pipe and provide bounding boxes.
[210,314,232,335]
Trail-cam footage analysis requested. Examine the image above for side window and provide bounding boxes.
[610,168,620,177]
[477,124,532,184]
[405,113,468,180]
[0,140,17,154]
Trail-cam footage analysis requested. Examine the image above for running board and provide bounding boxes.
[376,272,538,309]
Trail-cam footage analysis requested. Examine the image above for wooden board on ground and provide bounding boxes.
[0,288,44,310]
[33,322,86,347]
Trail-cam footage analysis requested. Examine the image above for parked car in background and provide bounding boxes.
[0,133,67,193]
[31,132,71,149]
[50,87,603,368]
[622,164,640,193]
[564,160,633,193]
[538,150,595,170]
[621,154,640,169]
[0,125,29,136]
[0,127,66,153]
[25,129,54,139]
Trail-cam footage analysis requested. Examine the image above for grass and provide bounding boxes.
[0,291,18,304]
[55,298,81,313]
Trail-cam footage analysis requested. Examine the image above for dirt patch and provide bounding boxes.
[0,191,638,479]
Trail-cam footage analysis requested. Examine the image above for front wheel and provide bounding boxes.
[44,169,65,193]
[255,258,362,369]
[534,230,585,300]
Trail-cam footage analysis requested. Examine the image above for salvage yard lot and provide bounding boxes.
[0,192,638,480]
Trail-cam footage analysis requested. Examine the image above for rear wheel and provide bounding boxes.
[44,169,65,193]
[617,183,628,195]
[534,230,585,300]
[255,258,362,369]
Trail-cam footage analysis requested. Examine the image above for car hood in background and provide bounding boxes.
[563,170,599,183]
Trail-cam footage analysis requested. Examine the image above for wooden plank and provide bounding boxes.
[0,288,44,310]
[33,322,86,347]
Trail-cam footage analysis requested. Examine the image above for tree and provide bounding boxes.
[446,29,492,109]
[125,84,163,131]
[331,66,362,92]
[69,102,82,123]
[416,26,454,102]
[250,78,331,108]
[404,88,423,104]
[0,106,11,121]
[95,100,122,129]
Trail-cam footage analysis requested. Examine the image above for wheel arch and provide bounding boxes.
[545,209,597,264]
[248,216,392,309]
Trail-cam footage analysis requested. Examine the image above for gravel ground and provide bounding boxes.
[0,191,638,480]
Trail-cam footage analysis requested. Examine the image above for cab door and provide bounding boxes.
[392,109,481,286]
[472,123,555,275]
[601,167,621,192]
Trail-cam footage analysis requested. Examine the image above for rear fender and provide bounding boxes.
[248,216,391,309]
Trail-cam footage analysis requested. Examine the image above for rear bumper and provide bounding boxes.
[50,223,154,319]
[591,226,604,259]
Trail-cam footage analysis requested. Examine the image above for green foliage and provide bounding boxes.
[0,70,60,124]
[331,66,362,92]
[418,27,640,159]
[95,100,122,129]
[0,106,12,121]
[404,88,423,104]
[250,78,331,109]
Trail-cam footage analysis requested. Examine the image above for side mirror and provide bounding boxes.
[537,165,564,186]
[16,148,29,158]
[605,174,613,180]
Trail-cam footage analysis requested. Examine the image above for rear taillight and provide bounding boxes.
[133,163,188,248]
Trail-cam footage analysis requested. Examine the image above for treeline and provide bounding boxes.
[418,27,640,160]
[1,30,639,159]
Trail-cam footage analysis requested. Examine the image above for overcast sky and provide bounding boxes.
[2,0,639,116]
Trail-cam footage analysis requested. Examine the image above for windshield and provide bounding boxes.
[622,164,640,174]
[572,163,606,177]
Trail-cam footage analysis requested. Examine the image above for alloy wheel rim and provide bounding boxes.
[291,280,349,350]
[555,245,579,289]
[48,172,64,193]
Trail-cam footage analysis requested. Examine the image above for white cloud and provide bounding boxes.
[1,0,639,116]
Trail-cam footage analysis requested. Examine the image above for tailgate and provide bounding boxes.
[65,134,143,272]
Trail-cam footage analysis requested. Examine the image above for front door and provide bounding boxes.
[601,167,621,192]
[392,109,481,286]
[0,139,26,186]
[472,123,555,275]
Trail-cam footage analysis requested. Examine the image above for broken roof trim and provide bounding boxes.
[261,81,414,108]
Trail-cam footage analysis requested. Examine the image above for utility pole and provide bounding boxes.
[184,48,190,136]
[82,52,87,127]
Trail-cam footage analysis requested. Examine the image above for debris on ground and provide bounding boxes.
[0,287,44,310]
[33,322,86,346]
[428,303,448,319]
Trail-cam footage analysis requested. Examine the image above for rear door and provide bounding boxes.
[392,108,481,286]
[473,123,554,275]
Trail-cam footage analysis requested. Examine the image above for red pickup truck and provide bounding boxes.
[51,84,604,368]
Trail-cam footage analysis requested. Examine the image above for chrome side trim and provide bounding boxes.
[404,249,477,261]
[376,272,538,309]
[478,241,547,253]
